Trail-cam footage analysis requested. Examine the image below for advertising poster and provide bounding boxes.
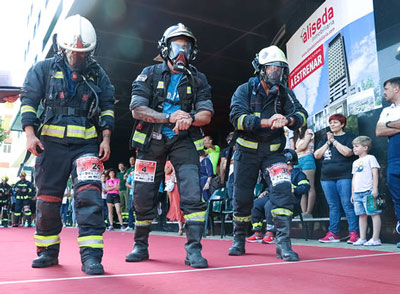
[286,0,381,132]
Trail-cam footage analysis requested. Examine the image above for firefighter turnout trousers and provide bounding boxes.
[14,196,32,225]
[233,143,298,221]
[34,138,105,251]
[134,134,206,225]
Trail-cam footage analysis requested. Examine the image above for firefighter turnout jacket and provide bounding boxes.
[130,62,213,151]
[20,55,115,142]
[230,77,307,151]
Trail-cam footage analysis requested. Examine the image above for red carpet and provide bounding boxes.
[1,228,399,293]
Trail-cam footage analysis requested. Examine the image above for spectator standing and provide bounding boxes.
[165,161,185,235]
[117,163,129,222]
[314,113,359,243]
[60,186,71,227]
[126,156,136,175]
[376,77,400,248]
[124,168,136,231]
[204,135,220,176]
[101,173,108,227]
[293,125,316,218]
[351,136,382,246]
[106,169,125,231]
[199,150,213,201]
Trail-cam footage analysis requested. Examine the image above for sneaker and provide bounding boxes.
[121,225,127,231]
[364,239,382,246]
[246,232,263,243]
[353,238,367,246]
[396,221,400,234]
[347,232,360,244]
[122,226,133,232]
[262,231,275,244]
[397,242,400,248]
[301,212,313,219]
[108,226,114,231]
[319,232,340,243]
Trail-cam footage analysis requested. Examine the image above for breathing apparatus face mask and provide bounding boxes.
[63,49,91,72]
[261,64,284,86]
[168,39,192,72]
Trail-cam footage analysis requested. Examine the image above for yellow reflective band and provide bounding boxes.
[89,77,95,81]
[34,234,61,247]
[253,112,261,117]
[291,184,296,189]
[237,137,258,149]
[53,71,64,79]
[41,124,66,138]
[252,222,263,228]
[233,215,251,223]
[157,81,164,89]
[187,86,192,94]
[135,220,153,226]
[298,180,310,185]
[66,125,97,139]
[271,208,293,217]
[14,212,21,216]
[21,105,37,114]
[132,130,146,144]
[194,138,204,151]
[296,112,307,127]
[237,114,247,130]
[77,235,104,248]
[270,143,281,152]
[101,110,114,118]
[184,211,206,222]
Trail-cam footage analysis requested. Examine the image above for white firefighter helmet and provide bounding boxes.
[252,45,289,85]
[253,45,288,71]
[57,15,96,52]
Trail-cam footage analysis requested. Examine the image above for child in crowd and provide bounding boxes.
[351,136,382,246]
[247,149,310,244]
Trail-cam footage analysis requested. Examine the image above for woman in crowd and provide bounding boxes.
[101,172,109,227]
[199,150,214,201]
[293,124,316,218]
[314,113,359,243]
[165,161,185,235]
[105,169,125,230]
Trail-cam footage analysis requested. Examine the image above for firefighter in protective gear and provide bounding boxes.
[20,15,115,275]
[127,23,213,268]
[13,172,35,227]
[0,176,12,227]
[229,45,307,261]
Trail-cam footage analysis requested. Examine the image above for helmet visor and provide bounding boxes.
[168,40,192,60]
[65,50,88,71]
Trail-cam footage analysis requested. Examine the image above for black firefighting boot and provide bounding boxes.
[274,215,299,262]
[32,244,59,268]
[184,222,208,268]
[80,247,104,275]
[125,225,150,262]
[228,219,250,256]
[13,215,20,227]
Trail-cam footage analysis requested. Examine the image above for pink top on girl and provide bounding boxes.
[106,178,120,194]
